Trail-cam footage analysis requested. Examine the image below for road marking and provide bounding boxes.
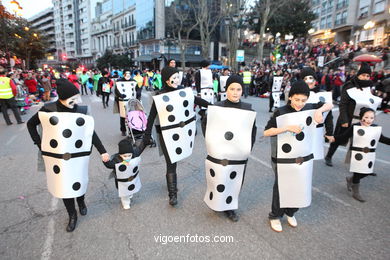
[5,135,17,146]
[249,154,351,207]
[41,197,58,260]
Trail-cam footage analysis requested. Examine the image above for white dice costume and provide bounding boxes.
[271,76,283,108]
[114,156,142,197]
[219,76,228,101]
[346,87,382,124]
[115,81,137,118]
[199,68,215,105]
[204,106,256,211]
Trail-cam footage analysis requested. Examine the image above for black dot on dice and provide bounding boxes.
[119,164,127,171]
[188,129,192,136]
[76,117,85,126]
[184,110,190,117]
[166,105,174,112]
[230,171,237,179]
[296,132,305,141]
[50,139,58,148]
[226,196,232,204]
[168,115,175,122]
[62,129,72,138]
[49,116,58,125]
[209,192,213,200]
[179,91,186,97]
[133,166,138,173]
[217,184,225,193]
[368,161,373,168]
[369,98,374,104]
[306,116,312,126]
[183,100,189,107]
[75,140,83,148]
[190,141,193,148]
[355,153,363,161]
[282,143,292,153]
[319,96,326,102]
[122,94,127,98]
[210,168,215,177]
[176,147,182,154]
[172,134,179,141]
[370,139,376,146]
[72,182,81,191]
[357,129,365,136]
[162,95,169,102]
[224,131,234,140]
[53,165,60,174]
[128,184,135,191]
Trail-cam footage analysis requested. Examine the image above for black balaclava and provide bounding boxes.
[161,67,179,88]
[289,80,310,98]
[225,74,243,90]
[118,139,134,154]
[56,78,80,100]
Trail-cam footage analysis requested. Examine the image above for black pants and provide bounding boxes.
[136,87,143,101]
[332,86,341,101]
[0,97,23,124]
[269,171,299,219]
[120,117,126,133]
[63,195,85,216]
[352,172,369,184]
[158,133,177,174]
[326,125,349,159]
[102,93,110,108]
[81,83,88,95]
[269,93,274,111]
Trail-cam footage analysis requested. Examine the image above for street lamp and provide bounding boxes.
[363,21,375,30]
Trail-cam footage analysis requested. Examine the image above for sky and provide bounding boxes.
[2,0,53,19]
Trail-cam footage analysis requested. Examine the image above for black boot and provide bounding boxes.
[324,156,333,167]
[78,200,87,216]
[351,183,365,202]
[66,213,77,232]
[166,173,178,206]
[224,210,239,222]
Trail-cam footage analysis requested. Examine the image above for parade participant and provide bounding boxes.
[92,70,102,95]
[218,74,229,101]
[80,70,89,95]
[114,70,137,136]
[68,71,80,90]
[0,67,24,125]
[324,62,381,166]
[195,60,215,107]
[242,67,252,98]
[133,71,143,100]
[268,69,284,112]
[202,74,257,222]
[152,69,162,90]
[300,67,334,159]
[98,71,113,109]
[264,80,333,232]
[103,138,143,209]
[143,66,209,206]
[27,78,109,232]
[326,107,390,202]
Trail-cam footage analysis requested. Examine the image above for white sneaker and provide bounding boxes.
[270,219,282,232]
[121,196,131,210]
[287,216,297,227]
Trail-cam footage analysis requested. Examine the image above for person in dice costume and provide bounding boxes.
[264,81,333,232]
[27,79,110,232]
[143,66,209,206]
[324,62,381,166]
[201,74,257,222]
[326,107,390,202]
[103,138,143,209]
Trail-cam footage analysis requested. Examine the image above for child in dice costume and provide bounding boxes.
[143,66,209,206]
[114,70,138,136]
[27,79,110,232]
[263,81,333,232]
[325,62,381,166]
[202,74,257,222]
[327,107,390,202]
[103,139,142,209]
[195,60,215,112]
[300,67,334,160]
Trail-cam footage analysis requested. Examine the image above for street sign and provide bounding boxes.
[236,50,245,62]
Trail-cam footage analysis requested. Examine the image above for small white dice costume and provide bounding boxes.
[275,109,317,208]
[114,156,142,197]
[272,76,284,108]
[306,91,332,159]
[219,76,228,101]
[347,87,381,124]
[199,68,214,104]
[204,106,256,211]
[39,111,94,199]
[152,87,196,163]
[115,81,137,118]
[349,125,382,174]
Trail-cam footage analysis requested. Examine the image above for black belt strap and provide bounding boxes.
[117,172,139,182]
[351,146,375,153]
[207,155,247,166]
[41,150,92,160]
[160,115,196,131]
[272,154,314,164]
[316,123,324,128]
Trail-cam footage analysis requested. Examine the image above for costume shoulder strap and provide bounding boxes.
[44,102,57,112]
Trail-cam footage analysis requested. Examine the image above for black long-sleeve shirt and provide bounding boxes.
[27,101,107,154]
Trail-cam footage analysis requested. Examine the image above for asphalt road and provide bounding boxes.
[1,89,389,260]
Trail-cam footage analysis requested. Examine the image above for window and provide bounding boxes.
[373,0,385,13]
[336,0,348,9]
[327,0,333,13]
[320,17,326,29]
[359,6,368,18]
[341,10,347,24]
[335,12,342,25]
